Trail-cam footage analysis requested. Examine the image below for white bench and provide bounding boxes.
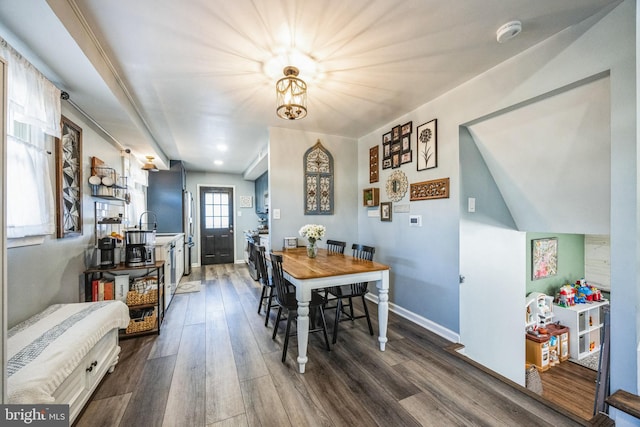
[7,301,130,423]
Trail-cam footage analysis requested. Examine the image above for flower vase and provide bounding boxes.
[306,241,318,258]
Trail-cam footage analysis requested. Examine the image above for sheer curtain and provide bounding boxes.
[1,38,61,239]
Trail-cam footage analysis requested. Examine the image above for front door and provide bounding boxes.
[200,186,234,265]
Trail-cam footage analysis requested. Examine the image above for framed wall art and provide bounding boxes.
[56,115,83,238]
[401,121,412,136]
[417,119,437,171]
[532,238,558,280]
[382,131,392,145]
[369,145,379,183]
[392,125,401,141]
[380,202,392,221]
[401,151,412,164]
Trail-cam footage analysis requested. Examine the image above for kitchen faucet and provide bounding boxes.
[138,211,158,230]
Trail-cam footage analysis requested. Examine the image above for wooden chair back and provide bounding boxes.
[326,239,346,254]
[269,252,291,305]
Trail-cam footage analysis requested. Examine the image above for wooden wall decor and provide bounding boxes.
[409,177,450,201]
[56,115,83,238]
[304,139,334,215]
[369,145,379,183]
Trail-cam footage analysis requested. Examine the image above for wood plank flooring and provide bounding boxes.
[75,264,596,427]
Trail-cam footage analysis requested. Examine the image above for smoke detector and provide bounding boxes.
[496,21,522,43]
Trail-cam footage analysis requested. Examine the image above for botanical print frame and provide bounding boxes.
[416,119,437,171]
[56,115,83,238]
[532,238,558,280]
[380,202,392,221]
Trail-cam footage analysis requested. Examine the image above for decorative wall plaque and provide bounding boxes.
[385,170,408,202]
[304,140,334,215]
[409,177,450,201]
[369,145,379,183]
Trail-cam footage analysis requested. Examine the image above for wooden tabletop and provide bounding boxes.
[275,247,390,280]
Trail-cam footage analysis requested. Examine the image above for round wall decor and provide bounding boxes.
[385,170,408,202]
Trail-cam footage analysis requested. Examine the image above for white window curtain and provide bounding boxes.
[1,38,61,238]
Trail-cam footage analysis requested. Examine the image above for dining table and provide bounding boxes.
[275,247,390,373]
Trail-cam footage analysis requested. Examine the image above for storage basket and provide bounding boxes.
[126,289,158,306]
[125,308,157,334]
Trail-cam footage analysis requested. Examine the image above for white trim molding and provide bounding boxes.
[365,293,460,344]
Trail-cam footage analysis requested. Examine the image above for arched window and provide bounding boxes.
[304,140,333,215]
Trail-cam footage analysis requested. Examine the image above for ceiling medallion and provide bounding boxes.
[276,66,307,120]
[386,170,408,202]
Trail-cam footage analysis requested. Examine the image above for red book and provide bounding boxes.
[104,281,114,300]
[92,280,99,302]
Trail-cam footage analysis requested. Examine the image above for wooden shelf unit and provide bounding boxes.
[83,261,165,338]
[363,188,380,207]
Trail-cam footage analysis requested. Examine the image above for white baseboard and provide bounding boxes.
[365,294,460,344]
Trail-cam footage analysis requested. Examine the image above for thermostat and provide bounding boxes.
[409,215,422,227]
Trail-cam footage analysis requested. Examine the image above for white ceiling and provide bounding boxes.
[0,0,620,175]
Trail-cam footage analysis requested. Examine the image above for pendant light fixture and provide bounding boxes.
[141,155,159,172]
[276,66,307,120]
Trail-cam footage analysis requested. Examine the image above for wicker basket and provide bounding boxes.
[125,308,157,334]
[126,289,158,306]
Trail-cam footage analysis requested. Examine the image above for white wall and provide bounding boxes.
[268,127,359,251]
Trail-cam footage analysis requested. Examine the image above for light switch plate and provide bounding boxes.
[409,215,422,227]
[468,197,476,213]
[272,208,281,219]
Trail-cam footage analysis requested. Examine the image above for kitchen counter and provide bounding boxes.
[155,233,185,247]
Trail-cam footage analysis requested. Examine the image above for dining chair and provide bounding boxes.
[269,252,331,363]
[329,243,376,344]
[326,239,346,254]
[255,245,277,327]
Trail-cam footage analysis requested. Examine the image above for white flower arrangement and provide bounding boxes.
[298,224,326,244]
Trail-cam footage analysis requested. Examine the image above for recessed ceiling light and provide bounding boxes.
[496,21,522,43]
[217,144,228,152]
[214,160,223,166]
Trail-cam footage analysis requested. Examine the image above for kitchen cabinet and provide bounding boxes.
[83,262,165,339]
[155,234,184,310]
[255,171,269,214]
[553,300,609,360]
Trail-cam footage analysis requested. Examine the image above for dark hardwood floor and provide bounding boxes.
[74,264,596,427]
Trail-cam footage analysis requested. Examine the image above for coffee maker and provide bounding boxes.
[98,237,116,269]
[125,230,156,267]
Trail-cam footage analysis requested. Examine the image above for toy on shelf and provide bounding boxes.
[525,292,554,327]
[556,285,576,307]
[556,279,605,305]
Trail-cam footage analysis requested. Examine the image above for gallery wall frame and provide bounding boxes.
[532,237,558,280]
[380,202,392,221]
[416,118,437,171]
[55,115,83,238]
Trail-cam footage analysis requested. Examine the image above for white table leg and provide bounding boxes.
[377,271,389,351]
[296,301,310,373]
